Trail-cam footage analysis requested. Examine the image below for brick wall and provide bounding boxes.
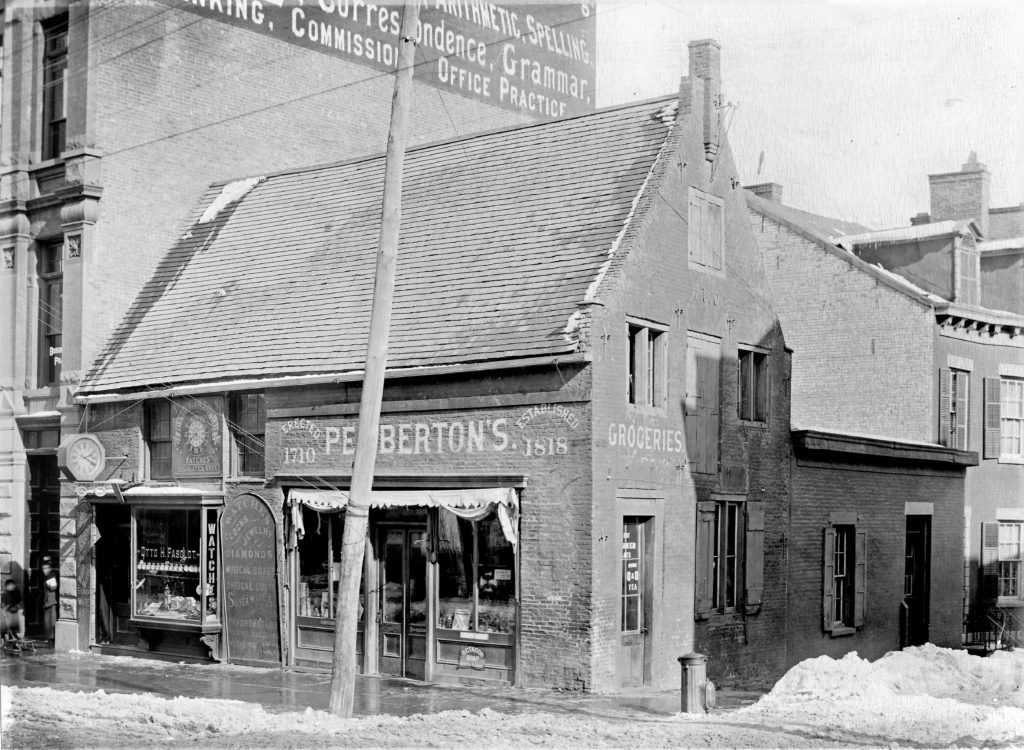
[586,77,790,691]
[788,454,965,667]
[748,208,936,442]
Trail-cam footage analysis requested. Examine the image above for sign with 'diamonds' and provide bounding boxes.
[221,494,282,666]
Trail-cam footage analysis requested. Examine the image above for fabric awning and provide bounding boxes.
[287,487,517,512]
[286,487,520,549]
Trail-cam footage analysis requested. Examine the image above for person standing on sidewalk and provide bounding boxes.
[41,556,59,643]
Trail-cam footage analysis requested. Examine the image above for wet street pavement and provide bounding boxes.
[1,647,762,719]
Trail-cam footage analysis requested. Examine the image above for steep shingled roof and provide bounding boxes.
[80,97,677,394]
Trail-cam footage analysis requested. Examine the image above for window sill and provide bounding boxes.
[997,455,1024,465]
[627,403,667,416]
[996,597,1024,608]
[739,419,769,429]
[827,625,856,638]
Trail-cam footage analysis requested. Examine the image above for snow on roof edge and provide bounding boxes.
[198,177,264,223]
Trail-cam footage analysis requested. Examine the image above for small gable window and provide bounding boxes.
[688,187,724,273]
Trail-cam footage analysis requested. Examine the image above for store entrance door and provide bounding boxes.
[378,527,428,680]
[902,515,931,648]
[94,505,134,645]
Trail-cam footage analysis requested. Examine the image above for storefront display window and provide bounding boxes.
[436,510,516,634]
[133,508,217,624]
[296,506,365,622]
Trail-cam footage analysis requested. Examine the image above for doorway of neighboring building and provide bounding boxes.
[903,515,931,648]
[94,505,135,645]
[378,526,428,680]
[26,455,60,633]
[618,516,653,687]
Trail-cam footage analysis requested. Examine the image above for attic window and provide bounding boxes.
[688,188,724,273]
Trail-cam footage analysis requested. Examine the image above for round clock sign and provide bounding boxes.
[57,433,106,482]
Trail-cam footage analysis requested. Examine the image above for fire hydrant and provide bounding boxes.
[678,652,716,713]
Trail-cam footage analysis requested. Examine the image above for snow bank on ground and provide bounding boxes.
[718,644,1024,746]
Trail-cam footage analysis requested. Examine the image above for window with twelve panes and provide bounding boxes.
[147,401,172,480]
[230,392,265,476]
[695,499,764,618]
[823,517,865,634]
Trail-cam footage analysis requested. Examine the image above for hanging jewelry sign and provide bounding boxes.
[172,398,223,478]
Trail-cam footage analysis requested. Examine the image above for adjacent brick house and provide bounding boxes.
[0,0,541,647]
[747,156,1024,662]
[68,40,793,691]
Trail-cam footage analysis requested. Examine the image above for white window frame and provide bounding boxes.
[738,345,770,424]
[627,318,668,411]
[1000,377,1024,462]
[997,521,1023,604]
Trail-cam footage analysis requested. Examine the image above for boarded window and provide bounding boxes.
[685,333,720,474]
[688,188,724,272]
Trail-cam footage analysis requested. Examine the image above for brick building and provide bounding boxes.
[66,40,792,691]
[0,0,565,646]
[746,155,1023,662]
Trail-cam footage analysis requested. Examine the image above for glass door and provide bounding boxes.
[379,527,428,679]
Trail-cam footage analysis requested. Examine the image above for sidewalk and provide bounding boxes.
[1,649,763,719]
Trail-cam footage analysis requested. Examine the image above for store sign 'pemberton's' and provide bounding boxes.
[170,0,596,118]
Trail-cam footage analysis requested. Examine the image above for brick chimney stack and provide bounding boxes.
[928,152,990,237]
[688,39,721,161]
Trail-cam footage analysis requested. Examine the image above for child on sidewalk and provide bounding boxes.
[2,578,26,642]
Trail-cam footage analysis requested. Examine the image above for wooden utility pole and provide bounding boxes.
[329,0,421,718]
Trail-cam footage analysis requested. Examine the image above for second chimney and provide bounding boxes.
[929,152,990,237]
[688,39,721,161]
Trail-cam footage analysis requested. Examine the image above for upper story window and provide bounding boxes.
[956,236,980,307]
[737,346,769,423]
[688,187,724,273]
[627,321,666,409]
[939,368,970,450]
[37,240,63,387]
[41,16,68,161]
[230,392,265,477]
[984,376,1024,463]
[146,401,172,480]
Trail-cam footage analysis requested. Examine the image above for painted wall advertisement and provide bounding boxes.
[172,0,596,118]
[171,398,223,478]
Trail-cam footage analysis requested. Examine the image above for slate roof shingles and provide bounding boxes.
[81,98,676,393]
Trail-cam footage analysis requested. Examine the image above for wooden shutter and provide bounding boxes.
[984,378,1002,459]
[701,344,721,474]
[938,368,952,447]
[954,372,969,450]
[708,198,724,270]
[688,191,703,265]
[744,502,765,613]
[685,341,702,472]
[981,521,999,601]
[695,502,716,618]
[823,526,836,632]
[854,530,867,627]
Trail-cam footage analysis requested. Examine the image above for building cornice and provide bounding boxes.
[792,429,978,466]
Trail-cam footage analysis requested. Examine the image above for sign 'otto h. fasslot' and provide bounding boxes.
[172,0,597,119]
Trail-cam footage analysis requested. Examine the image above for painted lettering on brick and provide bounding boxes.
[607,421,685,455]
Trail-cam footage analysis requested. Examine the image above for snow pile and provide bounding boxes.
[728,645,1024,746]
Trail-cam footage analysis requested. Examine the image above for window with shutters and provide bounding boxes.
[984,521,1023,604]
[688,188,724,273]
[995,378,1023,461]
[230,392,265,477]
[695,498,764,619]
[685,332,721,475]
[738,347,769,423]
[627,321,667,409]
[823,516,866,635]
[938,368,969,450]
